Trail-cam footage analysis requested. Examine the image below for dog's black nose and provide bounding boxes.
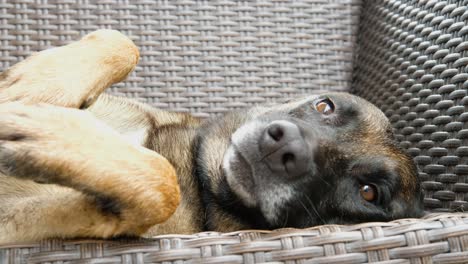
[267,123,285,141]
[261,120,310,179]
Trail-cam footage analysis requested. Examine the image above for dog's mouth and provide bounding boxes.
[222,119,318,225]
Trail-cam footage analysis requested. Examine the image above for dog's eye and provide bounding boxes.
[315,99,334,115]
[360,184,377,202]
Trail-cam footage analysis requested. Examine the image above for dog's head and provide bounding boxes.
[196,92,424,231]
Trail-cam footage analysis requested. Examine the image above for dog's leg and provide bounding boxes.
[0,30,180,243]
[0,29,139,108]
[0,102,180,243]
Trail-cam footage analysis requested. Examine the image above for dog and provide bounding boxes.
[0,30,424,243]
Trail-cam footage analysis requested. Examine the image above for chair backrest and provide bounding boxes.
[0,0,360,117]
[352,0,468,213]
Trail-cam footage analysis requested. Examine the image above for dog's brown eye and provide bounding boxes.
[360,184,377,202]
[315,99,334,115]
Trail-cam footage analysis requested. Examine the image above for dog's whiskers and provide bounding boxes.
[314,167,331,188]
[298,199,315,225]
[281,209,289,228]
[305,195,325,225]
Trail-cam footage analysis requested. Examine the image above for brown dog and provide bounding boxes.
[0,30,424,244]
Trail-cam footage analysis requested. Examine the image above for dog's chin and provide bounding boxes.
[223,144,300,226]
[222,145,257,208]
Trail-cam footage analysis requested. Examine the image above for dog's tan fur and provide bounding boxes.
[0,30,138,108]
[0,30,423,244]
[0,30,187,243]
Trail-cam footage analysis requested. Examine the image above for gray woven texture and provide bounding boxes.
[1,213,468,263]
[2,0,468,263]
[353,0,468,213]
[0,0,360,117]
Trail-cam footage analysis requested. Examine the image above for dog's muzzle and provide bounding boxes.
[260,120,311,179]
[223,117,320,223]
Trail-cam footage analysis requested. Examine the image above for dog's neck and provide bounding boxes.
[143,113,254,234]
[143,119,206,235]
[144,113,258,234]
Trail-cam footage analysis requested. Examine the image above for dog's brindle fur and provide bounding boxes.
[0,30,424,244]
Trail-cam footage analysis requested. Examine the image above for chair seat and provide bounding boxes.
[0,0,467,263]
[2,213,468,263]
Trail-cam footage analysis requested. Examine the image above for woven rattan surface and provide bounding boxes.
[0,0,360,117]
[0,213,467,264]
[2,0,468,263]
[352,0,468,213]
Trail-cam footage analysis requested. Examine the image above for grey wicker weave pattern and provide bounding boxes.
[352,0,468,213]
[0,0,360,117]
[3,0,468,263]
[1,213,468,263]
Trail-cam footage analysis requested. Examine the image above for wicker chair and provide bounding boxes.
[1,0,467,263]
